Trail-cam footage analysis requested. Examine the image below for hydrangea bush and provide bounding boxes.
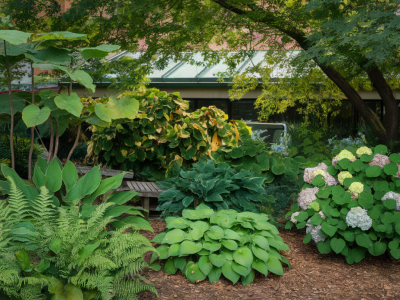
[285,145,400,264]
[328,132,367,155]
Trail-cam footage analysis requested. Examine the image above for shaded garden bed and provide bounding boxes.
[140,220,400,300]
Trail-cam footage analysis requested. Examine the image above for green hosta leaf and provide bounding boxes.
[366,165,382,177]
[166,217,192,229]
[266,255,283,276]
[95,95,139,122]
[22,105,50,127]
[54,93,83,117]
[150,232,166,243]
[78,241,100,263]
[251,244,269,263]
[62,161,78,191]
[208,266,222,283]
[183,208,214,220]
[49,238,62,254]
[241,269,255,285]
[222,240,238,251]
[207,226,224,240]
[224,229,241,241]
[45,159,62,193]
[233,246,253,268]
[252,259,268,276]
[164,259,177,275]
[231,261,251,276]
[190,221,210,240]
[179,241,202,255]
[163,229,187,244]
[174,257,187,271]
[203,242,221,252]
[184,262,206,283]
[330,238,346,254]
[198,256,213,276]
[221,261,241,284]
[208,254,226,268]
[15,250,30,271]
[33,165,46,188]
[252,235,269,250]
[168,244,180,257]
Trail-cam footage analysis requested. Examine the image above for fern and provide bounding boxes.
[6,178,31,223]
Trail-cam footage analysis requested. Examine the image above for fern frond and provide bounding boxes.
[6,178,31,222]
[113,277,158,300]
[30,186,57,223]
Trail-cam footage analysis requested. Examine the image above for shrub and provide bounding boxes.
[0,134,44,179]
[156,159,266,217]
[285,145,400,264]
[150,204,290,285]
[87,88,240,180]
[0,159,156,299]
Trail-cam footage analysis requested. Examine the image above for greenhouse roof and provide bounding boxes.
[106,50,300,88]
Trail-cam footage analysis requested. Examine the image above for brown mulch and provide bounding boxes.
[139,220,400,300]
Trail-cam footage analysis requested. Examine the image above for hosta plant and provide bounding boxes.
[156,159,266,217]
[286,145,400,264]
[150,204,290,285]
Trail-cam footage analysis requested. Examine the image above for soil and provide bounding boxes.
[139,219,400,300]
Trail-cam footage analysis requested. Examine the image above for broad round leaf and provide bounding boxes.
[22,105,50,127]
[266,255,283,275]
[95,96,139,122]
[221,261,241,284]
[209,253,226,267]
[384,163,399,176]
[221,239,238,251]
[365,165,382,177]
[207,226,224,240]
[231,261,251,276]
[208,266,222,283]
[233,246,253,268]
[330,237,346,254]
[0,30,31,44]
[184,262,206,283]
[162,229,187,244]
[198,256,213,276]
[164,259,177,274]
[54,93,83,117]
[179,241,202,255]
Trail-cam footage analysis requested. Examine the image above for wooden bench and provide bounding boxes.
[126,181,163,216]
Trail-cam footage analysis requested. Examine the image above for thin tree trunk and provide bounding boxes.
[35,127,48,153]
[4,40,15,170]
[366,67,398,146]
[66,124,81,162]
[52,119,60,160]
[47,118,54,163]
[28,61,35,181]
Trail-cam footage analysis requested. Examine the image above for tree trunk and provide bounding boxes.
[4,40,15,170]
[47,118,54,163]
[28,61,35,181]
[52,120,60,160]
[66,124,81,162]
[366,67,398,146]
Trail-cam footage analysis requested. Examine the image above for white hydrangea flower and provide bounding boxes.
[318,211,327,219]
[338,171,353,185]
[349,182,364,194]
[345,207,372,231]
[303,163,338,186]
[290,211,301,224]
[297,187,319,210]
[306,220,325,244]
[381,191,400,211]
[332,150,356,166]
[356,146,372,157]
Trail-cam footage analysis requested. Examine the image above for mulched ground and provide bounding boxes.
[139,219,400,300]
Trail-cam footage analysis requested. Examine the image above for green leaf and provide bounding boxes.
[365,165,382,177]
[251,244,269,263]
[221,261,241,284]
[105,190,137,205]
[345,247,366,264]
[78,241,100,262]
[330,237,346,254]
[22,105,50,127]
[266,255,283,275]
[162,229,187,244]
[390,248,400,259]
[368,241,387,256]
[78,44,120,60]
[252,235,269,250]
[317,240,332,254]
[36,259,50,273]
[203,242,221,252]
[321,222,337,237]
[356,233,373,248]
[62,161,78,191]
[389,153,400,163]
[112,216,153,232]
[358,192,374,209]
[231,261,251,276]
[208,266,222,283]
[69,70,96,93]
[311,174,325,187]
[164,259,177,275]
[209,253,226,267]
[49,238,62,254]
[95,95,139,122]
[222,240,238,251]
[0,30,31,44]
[241,269,255,285]
[384,163,399,176]
[34,31,88,42]
[374,145,387,155]
[182,207,214,220]
[252,258,268,276]
[45,159,62,193]
[15,250,30,271]
[64,284,84,300]
[179,241,202,255]
[233,246,253,268]
[174,257,187,271]
[54,93,83,117]
[166,217,192,229]
[198,256,213,276]
[33,165,47,188]
[383,199,397,210]
[25,47,71,65]
[190,221,210,240]
[184,262,206,283]
[207,226,224,240]
[82,173,124,205]
[0,92,27,115]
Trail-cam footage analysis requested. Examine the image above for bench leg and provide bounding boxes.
[143,197,150,220]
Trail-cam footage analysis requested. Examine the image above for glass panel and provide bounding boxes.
[231,100,259,121]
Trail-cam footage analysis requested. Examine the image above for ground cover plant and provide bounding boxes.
[286,145,400,264]
[150,204,290,285]
[0,159,156,299]
[156,159,266,217]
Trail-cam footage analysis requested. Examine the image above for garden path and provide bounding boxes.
[139,220,400,300]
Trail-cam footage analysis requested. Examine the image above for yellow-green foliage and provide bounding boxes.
[0,178,157,300]
[87,87,240,180]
